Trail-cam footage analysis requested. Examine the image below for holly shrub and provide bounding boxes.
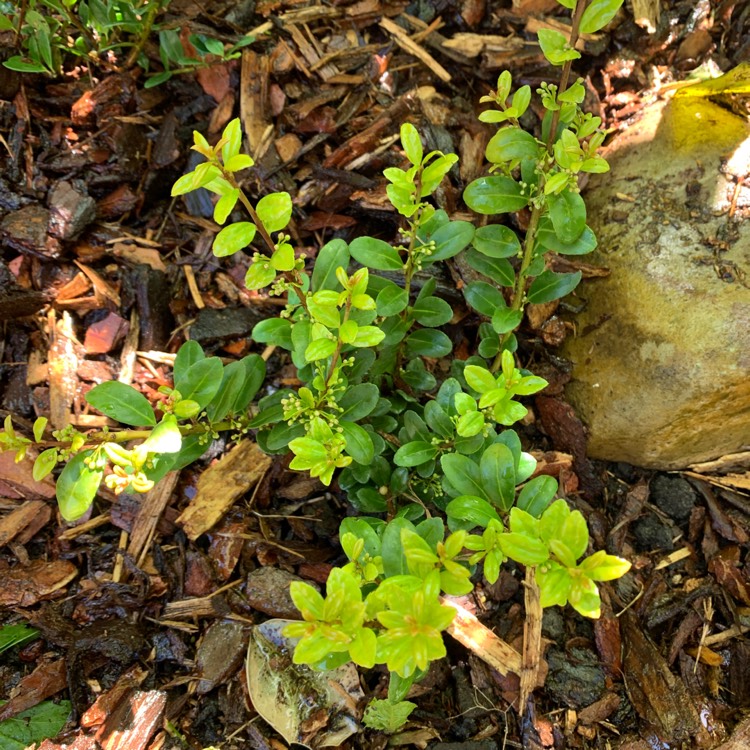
[1,0,629,732]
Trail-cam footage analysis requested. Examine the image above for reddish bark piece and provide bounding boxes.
[84,312,129,355]
[535,395,603,499]
[0,659,67,722]
[38,736,97,750]
[81,665,148,729]
[207,518,246,581]
[709,557,750,605]
[197,63,231,103]
[0,450,56,500]
[71,74,136,127]
[578,692,621,725]
[593,598,623,678]
[0,559,78,607]
[96,185,138,219]
[0,500,48,547]
[94,689,166,750]
[299,212,357,231]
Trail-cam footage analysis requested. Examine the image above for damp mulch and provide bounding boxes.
[1,1,749,749]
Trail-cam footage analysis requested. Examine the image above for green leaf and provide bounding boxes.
[141,415,182,454]
[538,562,572,607]
[393,441,439,467]
[472,224,522,258]
[423,401,454,438]
[175,356,224,409]
[420,153,458,195]
[464,281,506,317]
[561,509,589,560]
[266,421,305,451]
[0,623,39,654]
[516,475,558,517]
[441,453,485,499]
[256,192,293,233]
[145,70,172,88]
[252,318,293,348]
[338,383,380,420]
[411,296,453,327]
[0,699,71,750]
[221,118,243,163]
[341,421,375,464]
[3,57,49,73]
[465,249,514,287]
[492,307,523,334]
[213,188,240,224]
[376,283,409,317]
[214,221,257,257]
[536,217,597,255]
[233,354,267,412]
[305,338,337,362]
[350,237,403,271]
[579,550,631,581]
[56,452,102,522]
[463,176,528,215]
[173,341,204,384]
[537,28,581,66]
[381,518,415,576]
[486,127,540,163]
[352,326,386,348]
[32,448,58,482]
[446,495,501,528]
[456,411,484,437]
[224,154,254,172]
[527,270,582,304]
[579,0,623,33]
[480,443,516,510]
[405,329,452,358]
[424,221,475,262]
[33,416,48,443]
[463,365,497,393]
[86,382,156,426]
[547,189,586,244]
[401,122,423,166]
[245,259,276,290]
[498,532,550,566]
[312,239,349,292]
[271,243,295,271]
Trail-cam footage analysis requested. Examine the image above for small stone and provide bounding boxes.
[545,647,607,709]
[244,567,312,619]
[563,95,750,469]
[650,474,697,523]
[48,181,96,240]
[188,307,263,347]
[632,513,675,552]
[1,204,61,258]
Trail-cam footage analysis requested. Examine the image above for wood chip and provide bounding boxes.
[95,689,166,750]
[0,659,67,723]
[380,17,451,83]
[0,499,48,547]
[0,559,78,607]
[128,472,180,565]
[445,599,523,677]
[621,611,704,743]
[177,440,271,540]
[0,450,56,500]
[240,49,272,155]
[48,310,80,429]
[81,665,149,729]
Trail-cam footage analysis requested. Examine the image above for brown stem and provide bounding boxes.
[227,172,309,312]
[125,0,165,69]
[491,0,588,372]
[37,421,229,450]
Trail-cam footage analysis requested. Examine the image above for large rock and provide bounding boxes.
[562,90,750,469]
